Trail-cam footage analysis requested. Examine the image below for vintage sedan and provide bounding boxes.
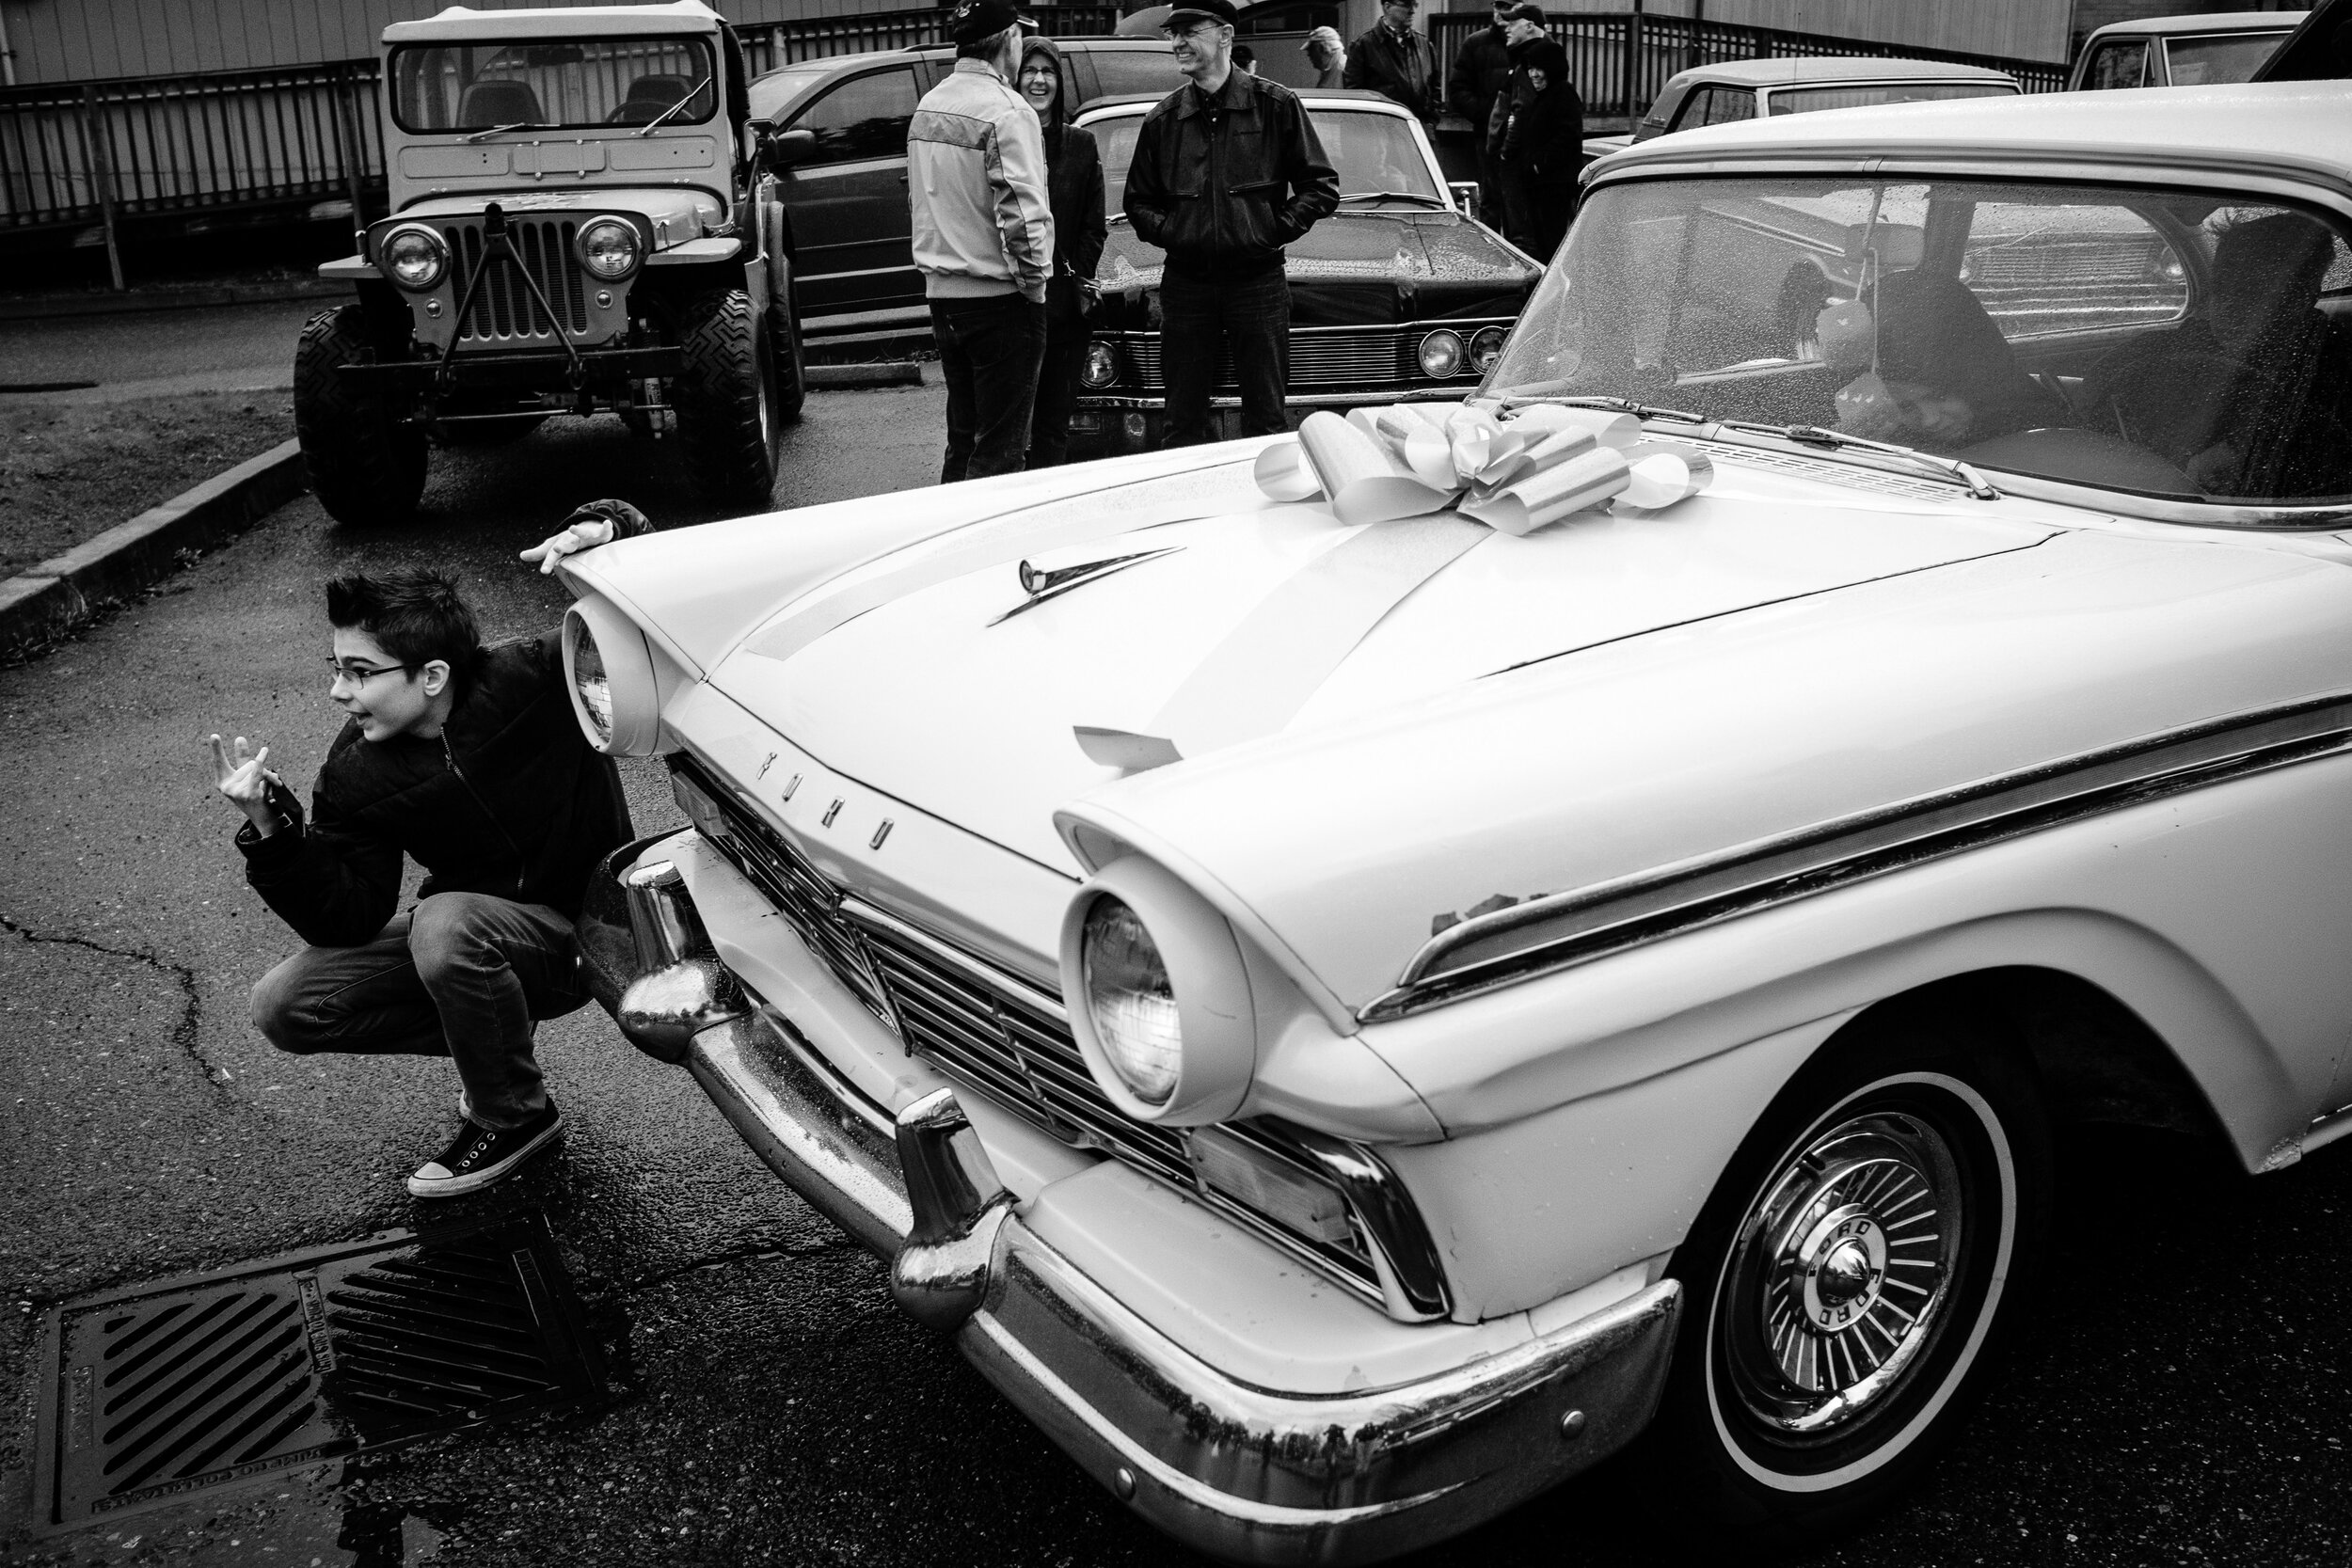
[1071,89,1543,453]
[558,83,2352,1559]
[2070,8,2304,89]
[1581,55,2020,164]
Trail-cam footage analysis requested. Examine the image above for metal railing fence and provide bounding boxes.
[1428,10,2067,126]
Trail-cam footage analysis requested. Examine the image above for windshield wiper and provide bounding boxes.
[1494,392,1714,424]
[637,72,714,136]
[1337,191,1448,208]
[462,120,558,142]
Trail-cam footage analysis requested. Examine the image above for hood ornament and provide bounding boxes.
[991,546,1181,626]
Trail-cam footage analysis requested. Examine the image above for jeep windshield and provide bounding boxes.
[1092,104,1440,219]
[1481,174,2352,507]
[390,38,717,134]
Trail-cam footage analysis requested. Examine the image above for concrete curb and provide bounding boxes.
[0,438,308,660]
[0,281,344,324]
[804,361,923,389]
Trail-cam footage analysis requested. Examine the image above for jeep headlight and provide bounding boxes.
[1061,858,1258,1124]
[561,598,663,755]
[578,217,641,281]
[1081,341,1119,389]
[381,225,448,291]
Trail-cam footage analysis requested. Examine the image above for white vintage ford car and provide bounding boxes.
[559,84,2352,1559]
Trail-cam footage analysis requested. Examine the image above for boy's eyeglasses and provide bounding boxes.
[326,660,413,685]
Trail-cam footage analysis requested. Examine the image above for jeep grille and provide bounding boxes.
[446,217,592,343]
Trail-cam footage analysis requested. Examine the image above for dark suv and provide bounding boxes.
[745,38,1184,339]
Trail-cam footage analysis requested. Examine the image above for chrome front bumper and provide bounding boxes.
[583,836,1683,1564]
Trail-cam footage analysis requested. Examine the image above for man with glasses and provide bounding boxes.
[1343,0,1440,124]
[211,501,649,1198]
[1123,0,1338,446]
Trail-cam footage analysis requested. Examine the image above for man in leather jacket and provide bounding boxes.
[212,503,649,1199]
[1344,0,1441,122]
[1124,0,1339,446]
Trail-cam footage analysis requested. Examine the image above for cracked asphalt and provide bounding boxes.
[7,370,2352,1567]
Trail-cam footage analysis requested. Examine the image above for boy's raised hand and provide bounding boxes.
[207,733,282,833]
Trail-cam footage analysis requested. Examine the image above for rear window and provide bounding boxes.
[2163,32,2287,85]
[1768,82,2017,117]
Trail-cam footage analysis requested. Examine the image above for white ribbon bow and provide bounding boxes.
[1251,402,1713,534]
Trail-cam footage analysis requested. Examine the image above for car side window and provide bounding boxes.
[784,66,919,166]
[1672,86,1757,131]
[1958,198,2187,339]
[2080,40,2150,89]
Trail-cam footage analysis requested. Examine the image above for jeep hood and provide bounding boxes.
[392,186,722,240]
[703,445,2080,882]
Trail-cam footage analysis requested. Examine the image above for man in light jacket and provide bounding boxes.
[909,0,1055,482]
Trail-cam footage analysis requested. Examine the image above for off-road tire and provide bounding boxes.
[1630,1001,2051,1549]
[768,261,806,424]
[293,304,427,527]
[673,288,780,514]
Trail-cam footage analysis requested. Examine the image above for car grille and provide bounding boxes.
[445,216,591,342]
[1116,323,1502,393]
[669,754,1386,1301]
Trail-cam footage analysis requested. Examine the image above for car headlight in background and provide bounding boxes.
[1418,328,1465,379]
[1061,856,1258,1124]
[380,225,448,291]
[1470,325,1508,374]
[1081,341,1119,389]
[561,597,664,755]
[578,217,642,281]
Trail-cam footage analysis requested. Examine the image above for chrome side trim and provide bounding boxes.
[1368,691,2352,1022]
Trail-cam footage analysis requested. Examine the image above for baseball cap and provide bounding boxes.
[1165,0,1240,27]
[1301,24,1343,50]
[947,0,1028,44]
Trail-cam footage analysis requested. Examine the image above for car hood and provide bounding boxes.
[392,186,722,240]
[1094,211,1535,324]
[703,442,2070,880]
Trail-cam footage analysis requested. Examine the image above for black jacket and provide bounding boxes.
[1123,70,1339,282]
[239,630,635,945]
[1502,40,1582,192]
[1343,23,1440,120]
[1023,38,1108,321]
[1446,24,1514,128]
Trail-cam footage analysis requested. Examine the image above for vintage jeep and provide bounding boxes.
[294,0,803,524]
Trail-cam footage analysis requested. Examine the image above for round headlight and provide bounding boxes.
[579,218,641,281]
[1081,341,1119,389]
[1470,325,1508,373]
[381,226,448,291]
[1080,897,1180,1105]
[561,599,663,755]
[1419,328,1465,379]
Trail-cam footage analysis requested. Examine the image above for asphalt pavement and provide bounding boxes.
[6,380,2352,1568]
[0,301,325,404]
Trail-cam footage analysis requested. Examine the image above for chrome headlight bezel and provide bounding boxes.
[577,216,642,281]
[561,598,663,756]
[380,224,449,292]
[1059,856,1258,1125]
[1469,325,1508,374]
[1418,328,1466,379]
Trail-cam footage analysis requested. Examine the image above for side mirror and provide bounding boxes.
[760,128,818,173]
[1448,181,1479,214]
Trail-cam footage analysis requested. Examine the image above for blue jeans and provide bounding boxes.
[249,895,583,1129]
[1159,268,1291,447]
[931,293,1048,483]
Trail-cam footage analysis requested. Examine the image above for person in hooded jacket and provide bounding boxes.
[1500,36,1581,256]
[1017,36,1109,467]
[1484,4,1549,247]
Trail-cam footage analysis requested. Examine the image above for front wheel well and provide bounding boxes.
[1846,967,2231,1151]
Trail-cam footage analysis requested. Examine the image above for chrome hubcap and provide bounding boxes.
[1721,1110,1963,1437]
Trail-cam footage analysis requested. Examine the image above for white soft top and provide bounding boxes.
[385,1,723,43]
[1599,79,2352,182]
[2082,8,2305,40]
[1665,55,2017,89]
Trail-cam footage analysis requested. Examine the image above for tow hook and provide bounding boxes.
[888,1088,1011,1333]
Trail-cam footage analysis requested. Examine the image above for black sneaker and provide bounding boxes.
[406,1101,564,1198]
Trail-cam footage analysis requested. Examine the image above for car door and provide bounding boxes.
[772,63,924,319]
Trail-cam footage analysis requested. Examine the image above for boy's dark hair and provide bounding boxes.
[325,569,480,681]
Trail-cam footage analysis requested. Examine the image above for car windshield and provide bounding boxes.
[2163,32,2288,85]
[1767,82,2017,116]
[1091,104,1439,218]
[390,37,717,133]
[1481,174,2352,505]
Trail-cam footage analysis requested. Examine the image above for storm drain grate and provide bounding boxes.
[29,1212,600,1532]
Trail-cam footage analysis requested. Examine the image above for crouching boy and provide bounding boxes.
[212,502,648,1197]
